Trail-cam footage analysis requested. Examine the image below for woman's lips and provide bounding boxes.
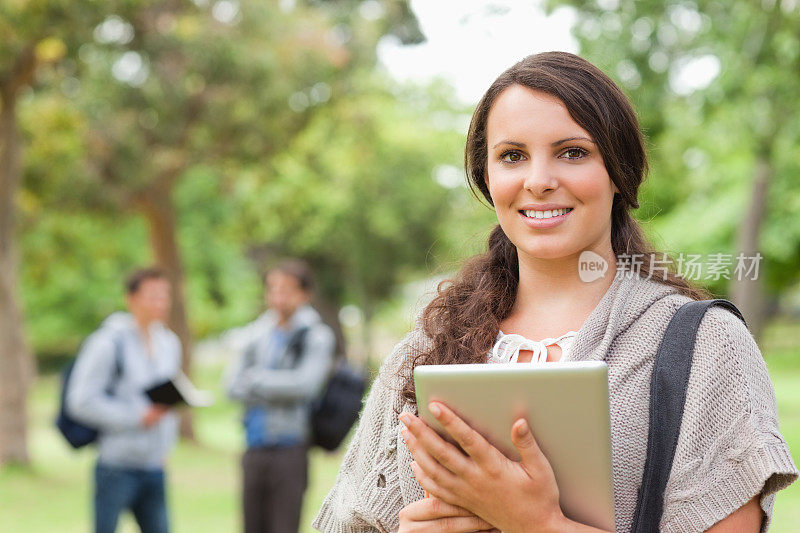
[518,208,573,228]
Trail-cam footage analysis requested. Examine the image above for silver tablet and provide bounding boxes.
[414,361,614,531]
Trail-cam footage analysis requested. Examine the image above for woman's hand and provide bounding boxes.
[398,496,498,533]
[399,402,569,533]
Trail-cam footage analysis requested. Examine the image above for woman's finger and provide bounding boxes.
[510,418,547,470]
[400,412,470,475]
[426,401,497,465]
[425,515,496,532]
[402,428,459,489]
[399,498,495,533]
[401,498,495,532]
[410,461,458,505]
[409,496,476,521]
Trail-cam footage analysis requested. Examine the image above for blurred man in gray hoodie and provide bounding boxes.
[67,267,181,533]
[226,259,335,533]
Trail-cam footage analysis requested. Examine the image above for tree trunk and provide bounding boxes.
[730,155,772,341]
[0,88,35,466]
[311,294,347,359]
[139,188,195,440]
[357,282,375,367]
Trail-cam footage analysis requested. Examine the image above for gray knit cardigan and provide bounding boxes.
[313,273,798,533]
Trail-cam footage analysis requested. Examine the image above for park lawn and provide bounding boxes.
[0,362,344,533]
[1,332,799,533]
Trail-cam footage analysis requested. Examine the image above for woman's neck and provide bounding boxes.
[505,245,617,337]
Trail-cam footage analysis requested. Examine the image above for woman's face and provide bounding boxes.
[485,84,617,263]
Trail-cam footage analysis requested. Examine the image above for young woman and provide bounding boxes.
[313,52,797,533]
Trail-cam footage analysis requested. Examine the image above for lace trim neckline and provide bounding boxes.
[489,330,578,364]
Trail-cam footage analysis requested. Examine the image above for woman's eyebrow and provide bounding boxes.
[491,140,526,149]
[552,136,595,146]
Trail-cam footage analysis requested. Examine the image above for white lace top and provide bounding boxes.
[488,330,578,364]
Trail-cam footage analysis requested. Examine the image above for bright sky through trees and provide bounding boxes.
[377,0,721,103]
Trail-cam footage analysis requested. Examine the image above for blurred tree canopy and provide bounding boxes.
[7,0,797,464]
[240,76,466,343]
[2,0,470,463]
[15,0,468,357]
[551,0,800,337]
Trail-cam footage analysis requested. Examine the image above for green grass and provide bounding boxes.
[1,325,799,532]
[0,363,344,533]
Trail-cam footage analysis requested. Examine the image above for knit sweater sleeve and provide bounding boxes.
[661,307,798,532]
[313,327,424,533]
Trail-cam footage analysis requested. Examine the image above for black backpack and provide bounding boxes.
[288,327,367,451]
[631,299,746,532]
[55,336,124,449]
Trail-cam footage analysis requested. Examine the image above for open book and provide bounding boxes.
[145,373,214,407]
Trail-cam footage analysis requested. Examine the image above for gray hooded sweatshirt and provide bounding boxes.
[226,304,335,447]
[66,312,181,469]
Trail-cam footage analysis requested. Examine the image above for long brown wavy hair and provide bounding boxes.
[400,51,709,405]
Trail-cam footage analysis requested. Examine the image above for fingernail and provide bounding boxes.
[517,419,529,436]
[401,429,410,442]
[428,402,441,418]
[398,413,412,425]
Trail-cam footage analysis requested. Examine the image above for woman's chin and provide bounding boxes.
[515,245,584,262]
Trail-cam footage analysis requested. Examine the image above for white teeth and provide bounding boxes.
[523,208,571,219]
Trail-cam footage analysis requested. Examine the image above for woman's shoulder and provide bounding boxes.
[626,279,770,414]
[603,275,686,343]
[611,277,756,366]
[623,275,743,329]
[374,317,433,388]
[632,278,753,355]
[689,303,765,407]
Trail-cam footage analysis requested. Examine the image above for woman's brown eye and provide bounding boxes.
[502,151,522,162]
[564,148,585,159]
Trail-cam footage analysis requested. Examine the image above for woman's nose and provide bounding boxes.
[522,158,558,196]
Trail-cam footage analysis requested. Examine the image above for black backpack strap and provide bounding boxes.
[104,335,126,396]
[287,326,310,367]
[631,299,745,533]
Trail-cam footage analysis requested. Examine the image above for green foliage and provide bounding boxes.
[19,212,149,355]
[22,0,800,356]
[550,0,800,296]
[174,166,264,338]
[235,72,466,313]
[11,0,466,355]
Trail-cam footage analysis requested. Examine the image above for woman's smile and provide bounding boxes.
[518,206,574,228]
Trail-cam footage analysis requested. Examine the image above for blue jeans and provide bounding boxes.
[94,463,169,533]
